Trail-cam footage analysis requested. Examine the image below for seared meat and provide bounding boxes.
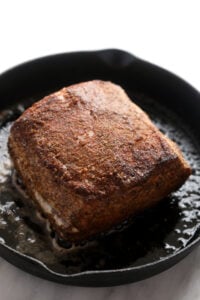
[8,80,191,242]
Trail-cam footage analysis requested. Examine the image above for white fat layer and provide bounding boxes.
[34,191,79,233]
[54,214,65,226]
[34,191,52,214]
[34,191,65,226]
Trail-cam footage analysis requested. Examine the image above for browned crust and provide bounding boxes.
[8,80,191,242]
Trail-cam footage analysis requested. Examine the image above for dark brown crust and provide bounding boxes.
[8,80,191,242]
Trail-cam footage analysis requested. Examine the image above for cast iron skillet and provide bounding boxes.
[0,49,199,287]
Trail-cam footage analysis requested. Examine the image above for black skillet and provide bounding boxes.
[0,49,199,287]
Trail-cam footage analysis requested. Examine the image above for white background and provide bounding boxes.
[0,0,199,89]
[0,1,200,300]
